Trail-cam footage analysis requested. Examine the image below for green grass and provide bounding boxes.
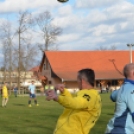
[0,93,115,134]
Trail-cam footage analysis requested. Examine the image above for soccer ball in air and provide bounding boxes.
[57,0,69,3]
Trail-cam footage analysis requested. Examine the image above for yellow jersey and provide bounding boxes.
[54,88,101,134]
[2,85,8,97]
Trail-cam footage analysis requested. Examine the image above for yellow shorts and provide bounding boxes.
[2,95,8,99]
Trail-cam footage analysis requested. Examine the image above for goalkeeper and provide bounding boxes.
[46,68,101,134]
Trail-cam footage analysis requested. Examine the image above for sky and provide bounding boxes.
[0,0,134,51]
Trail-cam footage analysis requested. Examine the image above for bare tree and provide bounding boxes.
[1,40,9,82]
[110,45,116,50]
[14,11,33,92]
[96,46,108,51]
[34,11,62,51]
[0,21,14,92]
[96,45,117,50]
[22,39,38,80]
[0,11,59,93]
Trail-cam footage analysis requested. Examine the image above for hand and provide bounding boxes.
[45,90,52,101]
[46,90,58,101]
[55,84,65,93]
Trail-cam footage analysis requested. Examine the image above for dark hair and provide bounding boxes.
[78,68,95,87]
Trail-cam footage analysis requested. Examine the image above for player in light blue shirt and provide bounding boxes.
[105,63,134,134]
[28,81,38,107]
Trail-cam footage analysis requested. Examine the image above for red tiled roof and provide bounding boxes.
[38,75,46,80]
[30,66,47,81]
[30,66,39,72]
[44,51,133,81]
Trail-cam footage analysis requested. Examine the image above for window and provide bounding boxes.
[44,64,46,70]
[111,80,118,86]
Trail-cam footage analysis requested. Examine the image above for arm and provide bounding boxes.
[110,90,119,102]
[34,86,37,94]
[58,93,93,109]
[45,88,72,101]
[28,86,31,94]
[55,84,72,97]
[48,89,97,110]
[46,84,75,101]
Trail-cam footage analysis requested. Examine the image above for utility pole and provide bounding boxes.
[127,44,134,63]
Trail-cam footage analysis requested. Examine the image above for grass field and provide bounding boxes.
[0,93,115,134]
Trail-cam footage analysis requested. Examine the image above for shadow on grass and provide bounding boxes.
[12,103,26,106]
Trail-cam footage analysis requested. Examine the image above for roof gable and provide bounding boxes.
[43,51,132,80]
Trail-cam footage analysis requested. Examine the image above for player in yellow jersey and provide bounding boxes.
[46,68,101,134]
[2,82,8,107]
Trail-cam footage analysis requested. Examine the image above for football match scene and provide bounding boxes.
[0,0,134,134]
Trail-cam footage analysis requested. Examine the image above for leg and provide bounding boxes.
[34,97,38,106]
[34,98,37,104]
[4,98,8,106]
[28,97,32,107]
[2,98,5,107]
[15,91,17,97]
[28,98,32,104]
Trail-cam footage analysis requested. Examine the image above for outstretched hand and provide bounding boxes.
[46,90,58,101]
[55,84,65,93]
[45,83,65,101]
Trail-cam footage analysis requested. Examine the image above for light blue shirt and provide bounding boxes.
[105,81,134,134]
[28,84,36,94]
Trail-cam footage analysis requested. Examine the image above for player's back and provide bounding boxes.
[106,82,134,134]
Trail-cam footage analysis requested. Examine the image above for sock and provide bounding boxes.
[28,100,31,104]
[34,100,37,104]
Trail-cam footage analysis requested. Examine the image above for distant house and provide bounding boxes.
[0,70,42,88]
[39,51,133,90]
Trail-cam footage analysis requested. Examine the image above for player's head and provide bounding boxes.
[3,82,7,85]
[77,68,95,90]
[31,81,34,84]
[123,63,134,79]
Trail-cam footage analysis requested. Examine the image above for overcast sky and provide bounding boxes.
[0,0,134,51]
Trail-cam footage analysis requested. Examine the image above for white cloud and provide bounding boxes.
[58,5,72,16]
[92,25,116,36]
[0,0,134,52]
[0,0,60,13]
[75,0,122,8]
[58,33,81,43]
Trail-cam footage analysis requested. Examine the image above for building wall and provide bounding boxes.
[64,81,78,89]
[51,77,61,85]
[41,57,52,81]
[0,71,41,88]
[41,55,122,90]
